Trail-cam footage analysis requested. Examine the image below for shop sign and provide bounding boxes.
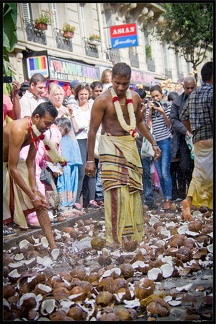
[26,55,49,78]
[48,57,99,81]
[110,23,138,49]
[131,70,155,85]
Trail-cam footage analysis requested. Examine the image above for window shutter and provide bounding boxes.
[21,3,31,23]
[51,3,58,29]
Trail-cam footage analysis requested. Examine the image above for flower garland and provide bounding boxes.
[30,122,67,166]
[110,87,139,138]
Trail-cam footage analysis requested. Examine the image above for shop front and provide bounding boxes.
[22,50,100,96]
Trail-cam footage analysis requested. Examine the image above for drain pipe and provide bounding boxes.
[97,3,107,62]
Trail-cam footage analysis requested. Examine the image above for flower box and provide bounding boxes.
[35,22,48,31]
[63,31,74,38]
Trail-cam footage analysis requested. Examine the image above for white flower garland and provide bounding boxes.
[32,124,67,165]
[110,87,139,138]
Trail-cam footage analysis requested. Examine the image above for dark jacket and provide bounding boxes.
[170,93,188,159]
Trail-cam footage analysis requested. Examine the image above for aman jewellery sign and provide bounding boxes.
[110,23,138,49]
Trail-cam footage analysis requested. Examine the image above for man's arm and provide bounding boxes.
[179,101,191,132]
[8,127,37,201]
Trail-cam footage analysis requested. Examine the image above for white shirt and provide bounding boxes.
[73,101,92,139]
[20,90,45,118]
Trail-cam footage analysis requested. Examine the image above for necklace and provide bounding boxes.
[110,87,139,138]
[28,117,67,166]
[28,117,44,150]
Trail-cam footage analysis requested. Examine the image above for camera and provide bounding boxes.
[3,76,12,83]
[153,101,160,107]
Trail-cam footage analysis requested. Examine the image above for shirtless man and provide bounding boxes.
[3,101,58,250]
[85,62,161,248]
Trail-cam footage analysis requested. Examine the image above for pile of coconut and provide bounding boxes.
[3,205,213,321]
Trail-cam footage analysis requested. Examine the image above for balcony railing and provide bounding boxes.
[129,49,139,68]
[165,68,172,79]
[147,59,155,72]
[84,40,99,58]
[23,20,47,45]
[55,29,73,52]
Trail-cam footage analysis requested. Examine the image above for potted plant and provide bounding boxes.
[62,23,76,38]
[34,9,53,31]
[88,34,101,45]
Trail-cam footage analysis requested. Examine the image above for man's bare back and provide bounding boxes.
[3,117,32,162]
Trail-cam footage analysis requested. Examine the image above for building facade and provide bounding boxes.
[9,3,213,92]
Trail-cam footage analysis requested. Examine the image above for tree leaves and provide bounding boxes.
[145,3,213,75]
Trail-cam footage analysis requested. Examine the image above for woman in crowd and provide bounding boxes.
[55,117,83,210]
[72,83,100,210]
[147,84,172,210]
[49,84,73,119]
[100,68,112,91]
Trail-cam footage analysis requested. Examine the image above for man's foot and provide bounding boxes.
[88,200,101,209]
[163,199,172,210]
[181,199,194,221]
[3,225,16,238]
[73,203,83,210]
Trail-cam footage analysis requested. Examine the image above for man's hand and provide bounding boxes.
[31,193,49,210]
[85,161,96,177]
[152,145,161,162]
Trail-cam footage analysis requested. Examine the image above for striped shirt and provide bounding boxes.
[146,99,172,142]
[180,83,213,144]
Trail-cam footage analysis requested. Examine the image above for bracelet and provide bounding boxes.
[152,144,158,146]
[86,160,95,163]
[30,196,37,202]
[71,116,75,118]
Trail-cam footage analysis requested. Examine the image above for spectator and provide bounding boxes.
[49,83,73,119]
[3,81,21,125]
[66,79,80,106]
[89,81,104,206]
[170,77,196,201]
[20,73,46,118]
[55,117,83,209]
[135,87,157,210]
[100,68,112,91]
[72,83,100,210]
[180,62,213,220]
[147,84,172,210]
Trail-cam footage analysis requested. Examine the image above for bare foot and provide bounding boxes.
[181,199,194,221]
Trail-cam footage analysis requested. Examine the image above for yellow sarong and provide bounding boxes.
[187,139,213,209]
[99,134,144,245]
[3,160,35,229]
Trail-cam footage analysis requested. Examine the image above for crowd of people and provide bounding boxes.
[3,61,213,251]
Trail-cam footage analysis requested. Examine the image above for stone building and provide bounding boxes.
[8,3,213,91]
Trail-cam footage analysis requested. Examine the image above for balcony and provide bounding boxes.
[55,29,73,52]
[147,59,155,72]
[24,20,47,45]
[84,40,99,58]
[129,49,139,68]
[165,68,172,79]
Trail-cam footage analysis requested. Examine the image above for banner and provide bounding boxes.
[110,23,138,49]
